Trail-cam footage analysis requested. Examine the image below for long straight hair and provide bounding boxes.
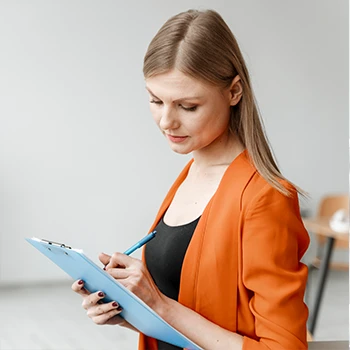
[143,9,303,197]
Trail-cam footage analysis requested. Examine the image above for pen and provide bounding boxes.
[123,230,157,255]
[103,231,157,269]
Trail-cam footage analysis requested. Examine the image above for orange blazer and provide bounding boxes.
[139,150,310,350]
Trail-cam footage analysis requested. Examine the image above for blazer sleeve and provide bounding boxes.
[241,183,310,350]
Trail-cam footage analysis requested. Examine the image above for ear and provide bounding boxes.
[229,75,243,106]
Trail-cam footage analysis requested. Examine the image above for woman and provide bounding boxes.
[72,9,310,350]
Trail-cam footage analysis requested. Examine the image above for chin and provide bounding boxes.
[171,149,191,155]
[169,145,192,155]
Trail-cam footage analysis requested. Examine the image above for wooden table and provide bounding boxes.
[303,217,349,335]
[308,341,348,350]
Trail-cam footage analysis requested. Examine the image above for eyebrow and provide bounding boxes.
[145,87,202,103]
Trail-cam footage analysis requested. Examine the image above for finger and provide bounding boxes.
[87,300,120,317]
[99,252,111,266]
[106,252,135,269]
[93,307,123,325]
[71,279,90,296]
[106,267,130,279]
[82,290,106,310]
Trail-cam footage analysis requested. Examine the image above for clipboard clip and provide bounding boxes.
[41,239,72,249]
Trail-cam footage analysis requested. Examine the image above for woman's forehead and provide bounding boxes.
[145,69,216,98]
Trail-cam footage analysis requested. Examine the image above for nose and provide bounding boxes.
[159,106,180,131]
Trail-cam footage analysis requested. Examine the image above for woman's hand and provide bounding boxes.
[71,279,125,326]
[100,252,168,313]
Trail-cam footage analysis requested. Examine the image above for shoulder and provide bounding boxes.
[216,150,301,215]
[241,172,300,216]
[241,173,309,256]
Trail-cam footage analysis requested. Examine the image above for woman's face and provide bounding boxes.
[145,69,239,155]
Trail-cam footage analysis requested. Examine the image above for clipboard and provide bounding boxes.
[26,237,202,350]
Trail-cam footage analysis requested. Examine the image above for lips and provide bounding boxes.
[166,134,188,143]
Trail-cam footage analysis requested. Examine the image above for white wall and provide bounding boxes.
[0,0,348,285]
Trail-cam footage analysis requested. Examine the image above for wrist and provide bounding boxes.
[153,294,173,320]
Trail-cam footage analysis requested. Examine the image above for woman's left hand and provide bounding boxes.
[99,252,167,313]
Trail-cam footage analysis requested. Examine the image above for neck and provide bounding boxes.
[191,133,245,172]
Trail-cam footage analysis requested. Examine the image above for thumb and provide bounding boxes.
[99,252,111,266]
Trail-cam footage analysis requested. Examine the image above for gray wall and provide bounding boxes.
[0,0,348,284]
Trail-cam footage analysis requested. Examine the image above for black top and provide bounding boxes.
[145,216,200,350]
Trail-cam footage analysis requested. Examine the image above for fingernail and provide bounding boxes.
[112,302,118,307]
[78,280,84,285]
[98,292,104,297]
[117,306,123,311]
[103,266,106,271]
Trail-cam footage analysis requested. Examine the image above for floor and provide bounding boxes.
[0,283,138,350]
[306,269,349,341]
[0,270,348,350]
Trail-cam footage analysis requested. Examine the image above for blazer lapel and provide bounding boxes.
[178,150,256,331]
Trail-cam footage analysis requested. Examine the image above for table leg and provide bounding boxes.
[308,236,335,335]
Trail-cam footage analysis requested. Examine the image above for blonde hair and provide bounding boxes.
[143,9,303,197]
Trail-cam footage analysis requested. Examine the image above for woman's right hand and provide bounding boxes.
[71,279,125,326]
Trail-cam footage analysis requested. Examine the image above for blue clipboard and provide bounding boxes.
[26,237,202,350]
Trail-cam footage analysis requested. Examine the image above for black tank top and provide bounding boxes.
[145,216,200,350]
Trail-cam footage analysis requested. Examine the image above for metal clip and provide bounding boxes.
[41,239,72,249]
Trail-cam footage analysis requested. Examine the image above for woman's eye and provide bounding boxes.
[150,99,163,105]
[181,105,197,112]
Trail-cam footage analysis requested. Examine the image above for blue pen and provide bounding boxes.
[123,230,157,255]
[103,231,157,269]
